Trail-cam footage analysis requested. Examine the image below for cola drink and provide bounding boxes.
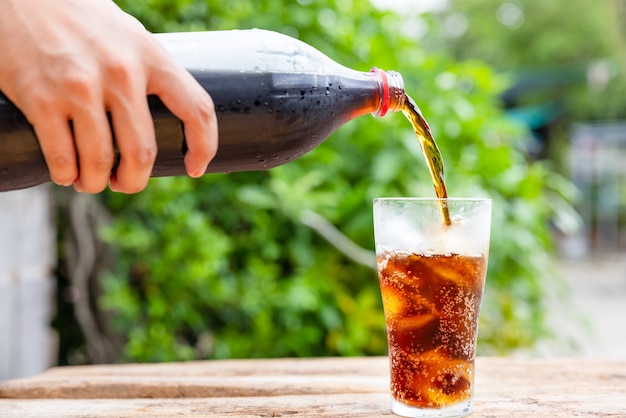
[377,251,487,409]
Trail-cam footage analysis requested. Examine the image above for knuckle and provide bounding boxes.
[62,69,94,99]
[103,56,134,87]
[47,152,74,169]
[23,89,56,117]
[196,95,216,122]
[193,141,217,162]
[85,151,116,172]
[126,143,157,168]
[47,154,77,185]
[191,98,218,152]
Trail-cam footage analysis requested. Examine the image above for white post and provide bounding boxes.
[0,185,55,381]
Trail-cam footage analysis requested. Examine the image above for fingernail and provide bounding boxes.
[108,179,120,193]
[191,165,208,178]
[54,181,73,187]
[73,181,84,193]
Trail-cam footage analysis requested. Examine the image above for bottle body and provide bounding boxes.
[0,29,405,192]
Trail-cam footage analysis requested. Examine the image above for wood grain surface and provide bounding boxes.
[1,356,625,417]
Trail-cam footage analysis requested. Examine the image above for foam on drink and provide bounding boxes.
[374,208,490,257]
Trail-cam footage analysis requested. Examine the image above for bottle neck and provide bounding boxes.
[370,68,405,117]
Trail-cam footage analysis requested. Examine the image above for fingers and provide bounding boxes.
[32,98,117,194]
[36,53,216,194]
[32,115,78,187]
[26,73,155,194]
[148,59,218,178]
[71,107,116,193]
[108,92,157,194]
[24,83,112,191]
[181,88,219,178]
[0,1,219,194]
[5,20,217,193]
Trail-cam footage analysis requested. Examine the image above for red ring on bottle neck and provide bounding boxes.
[371,67,389,117]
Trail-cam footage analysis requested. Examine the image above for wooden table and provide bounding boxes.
[0,357,625,417]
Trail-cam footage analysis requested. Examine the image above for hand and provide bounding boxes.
[0,0,218,193]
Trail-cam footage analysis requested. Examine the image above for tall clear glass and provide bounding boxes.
[373,198,492,417]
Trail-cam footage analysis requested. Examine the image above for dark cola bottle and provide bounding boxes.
[0,29,405,192]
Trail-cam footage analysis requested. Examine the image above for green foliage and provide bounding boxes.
[99,0,576,361]
[100,172,388,360]
[429,0,626,121]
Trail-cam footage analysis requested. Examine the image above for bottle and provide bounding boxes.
[0,29,405,192]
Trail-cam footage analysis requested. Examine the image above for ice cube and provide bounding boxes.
[374,208,491,256]
[374,216,428,255]
[419,213,491,256]
[405,349,473,407]
[380,285,407,319]
[391,313,440,354]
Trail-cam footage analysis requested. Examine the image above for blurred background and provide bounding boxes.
[2,0,626,380]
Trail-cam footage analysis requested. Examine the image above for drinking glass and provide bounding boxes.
[373,198,491,417]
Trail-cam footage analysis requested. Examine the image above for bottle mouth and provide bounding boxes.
[370,68,405,117]
[386,71,406,113]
